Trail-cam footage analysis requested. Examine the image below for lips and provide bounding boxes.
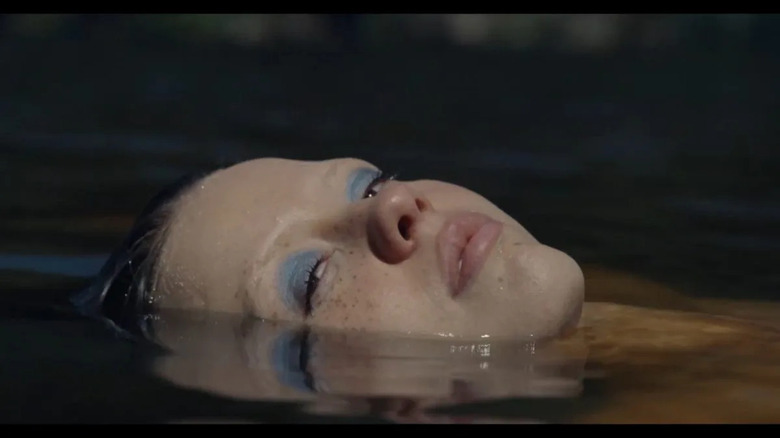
[437,212,503,298]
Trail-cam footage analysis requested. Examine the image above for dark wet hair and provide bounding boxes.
[71,171,208,339]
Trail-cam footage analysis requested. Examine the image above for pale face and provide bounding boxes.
[154,158,584,340]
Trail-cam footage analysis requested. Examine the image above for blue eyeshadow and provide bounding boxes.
[345,167,381,202]
[278,250,321,312]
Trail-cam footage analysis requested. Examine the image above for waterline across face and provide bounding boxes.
[153,158,584,341]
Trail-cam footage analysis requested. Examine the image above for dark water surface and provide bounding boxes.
[2,39,780,422]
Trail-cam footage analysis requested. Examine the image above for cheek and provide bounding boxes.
[319,210,368,242]
[312,256,439,332]
[311,257,387,329]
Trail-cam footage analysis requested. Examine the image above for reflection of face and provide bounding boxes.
[155,158,584,340]
[152,310,588,419]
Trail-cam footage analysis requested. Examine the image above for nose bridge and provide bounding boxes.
[372,181,425,230]
[378,180,431,214]
[316,181,431,264]
[319,182,416,241]
[378,179,414,207]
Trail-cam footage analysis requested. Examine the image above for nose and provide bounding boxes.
[366,180,432,264]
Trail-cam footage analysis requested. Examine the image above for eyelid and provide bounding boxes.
[278,166,384,315]
[345,167,383,202]
[279,250,322,314]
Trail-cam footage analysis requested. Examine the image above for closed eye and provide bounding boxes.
[303,255,328,316]
[279,250,324,317]
[278,166,398,318]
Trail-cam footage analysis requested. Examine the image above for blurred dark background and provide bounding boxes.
[1,14,779,301]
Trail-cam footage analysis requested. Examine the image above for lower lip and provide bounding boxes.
[438,213,503,298]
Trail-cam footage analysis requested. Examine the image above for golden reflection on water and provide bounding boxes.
[576,265,780,423]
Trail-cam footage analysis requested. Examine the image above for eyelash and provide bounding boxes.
[363,170,397,199]
[302,169,397,317]
[303,259,322,316]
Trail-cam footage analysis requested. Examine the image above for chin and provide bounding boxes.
[481,241,585,341]
[526,244,585,339]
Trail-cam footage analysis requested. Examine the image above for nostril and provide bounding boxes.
[398,215,413,241]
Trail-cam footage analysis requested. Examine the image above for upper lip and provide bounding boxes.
[436,212,503,298]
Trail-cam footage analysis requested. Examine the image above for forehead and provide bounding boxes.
[182,157,372,212]
[157,157,373,303]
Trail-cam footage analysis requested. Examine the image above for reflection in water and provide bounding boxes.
[4,272,780,422]
[144,297,780,423]
[150,309,589,423]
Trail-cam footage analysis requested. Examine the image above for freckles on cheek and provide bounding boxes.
[314,263,386,329]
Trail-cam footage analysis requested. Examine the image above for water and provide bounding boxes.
[4,301,780,423]
[2,39,780,423]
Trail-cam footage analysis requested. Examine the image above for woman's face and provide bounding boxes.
[155,158,584,340]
